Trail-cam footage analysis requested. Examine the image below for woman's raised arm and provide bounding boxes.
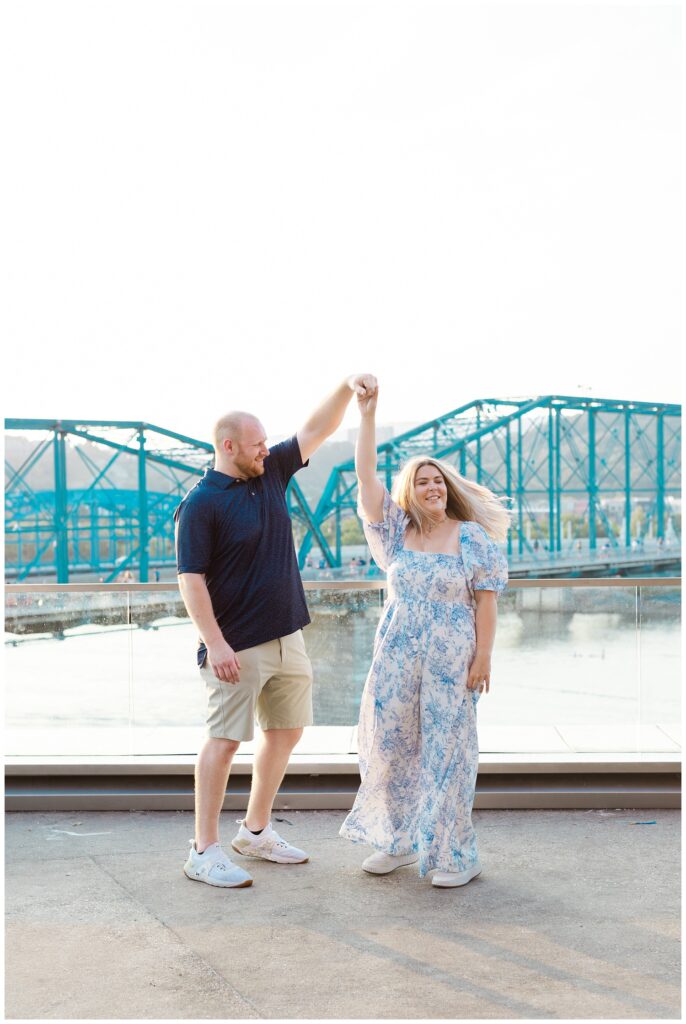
[356,384,385,523]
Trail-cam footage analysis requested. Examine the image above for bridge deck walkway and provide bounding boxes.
[5,807,680,1019]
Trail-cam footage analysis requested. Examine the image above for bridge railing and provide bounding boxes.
[5,578,680,760]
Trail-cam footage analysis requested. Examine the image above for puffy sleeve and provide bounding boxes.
[462,521,508,596]
[360,488,409,572]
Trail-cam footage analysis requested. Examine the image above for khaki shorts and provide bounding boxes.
[200,630,314,741]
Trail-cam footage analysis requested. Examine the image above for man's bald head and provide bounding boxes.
[212,411,270,479]
[213,411,261,453]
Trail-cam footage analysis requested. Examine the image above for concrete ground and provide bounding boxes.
[5,808,680,1020]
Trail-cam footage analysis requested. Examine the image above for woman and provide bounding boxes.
[339,383,510,887]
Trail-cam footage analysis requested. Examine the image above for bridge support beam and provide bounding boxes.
[505,426,513,557]
[588,408,597,551]
[138,431,149,583]
[548,406,555,554]
[517,416,524,556]
[555,407,562,553]
[656,411,665,540]
[624,409,632,547]
[53,431,69,583]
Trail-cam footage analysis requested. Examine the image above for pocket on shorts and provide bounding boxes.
[291,630,313,680]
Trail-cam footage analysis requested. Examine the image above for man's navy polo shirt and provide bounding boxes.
[174,435,310,666]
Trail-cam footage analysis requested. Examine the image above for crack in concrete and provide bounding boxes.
[90,855,264,1018]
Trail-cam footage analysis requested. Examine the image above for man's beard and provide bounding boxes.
[235,454,265,479]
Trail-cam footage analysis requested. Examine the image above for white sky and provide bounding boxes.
[3,0,682,444]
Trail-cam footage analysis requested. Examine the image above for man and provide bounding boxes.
[175,374,377,888]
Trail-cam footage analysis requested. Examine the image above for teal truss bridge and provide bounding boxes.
[5,396,681,581]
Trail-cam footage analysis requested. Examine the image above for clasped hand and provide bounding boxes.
[348,373,378,416]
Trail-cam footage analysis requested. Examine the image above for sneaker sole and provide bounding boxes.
[431,869,482,888]
[231,843,309,864]
[362,857,419,875]
[183,868,253,888]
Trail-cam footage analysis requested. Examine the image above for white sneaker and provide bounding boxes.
[431,861,482,888]
[231,820,309,864]
[362,851,419,874]
[183,840,253,888]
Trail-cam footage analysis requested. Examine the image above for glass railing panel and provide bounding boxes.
[5,589,132,756]
[125,585,387,754]
[305,587,385,727]
[5,582,680,758]
[637,585,681,752]
[480,585,645,752]
[127,588,204,755]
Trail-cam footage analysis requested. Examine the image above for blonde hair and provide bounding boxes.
[392,457,512,542]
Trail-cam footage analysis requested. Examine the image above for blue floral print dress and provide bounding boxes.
[340,489,508,877]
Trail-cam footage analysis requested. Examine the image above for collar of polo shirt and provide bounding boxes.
[204,468,247,488]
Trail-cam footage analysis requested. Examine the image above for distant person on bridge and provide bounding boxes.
[175,374,377,889]
[340,382,509,887]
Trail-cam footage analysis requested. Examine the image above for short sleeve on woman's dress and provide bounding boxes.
[360,488,409,571]
[462,522,508,596]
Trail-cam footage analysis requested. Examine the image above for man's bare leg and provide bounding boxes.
[244,727,303,830]
[195,736,240,851]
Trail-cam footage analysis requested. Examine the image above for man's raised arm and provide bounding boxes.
[297,374,377,463]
